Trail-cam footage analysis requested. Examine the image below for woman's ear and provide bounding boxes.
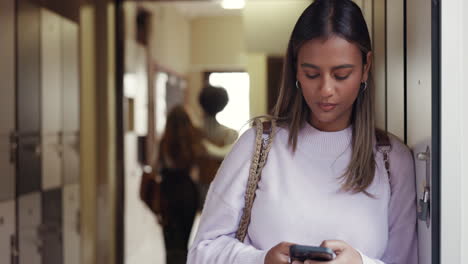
[362,51,373,82]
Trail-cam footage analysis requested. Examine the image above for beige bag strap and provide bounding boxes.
[376,129,392,192]
[236,119,276,242]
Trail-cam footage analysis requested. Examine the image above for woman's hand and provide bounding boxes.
[291,240,363,264]
[265,242,295,264]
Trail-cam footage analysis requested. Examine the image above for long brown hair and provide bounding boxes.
[159,105,203,169]
[272,0,377,195]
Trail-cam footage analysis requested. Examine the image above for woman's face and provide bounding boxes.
[296,36,372,132]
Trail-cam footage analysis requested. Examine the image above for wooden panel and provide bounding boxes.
[17,0,41,133]
[41,8,63,135]
[42,188,63,264]
[42,135,62,190]
[0,200,15,264]
[62,18,80,133]
[18,192,42,264]
[63,184,80,264]
[373,0,386,130]
[386,0,405,140]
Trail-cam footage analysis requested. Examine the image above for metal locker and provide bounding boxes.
[63,184,80,264]
[63,133,80,185]
[407,0,434,263]
[18,192,42,264]
[0,0,16,134]
[42,135,62,190]
[0,0,16,202]
[61,18,80,134]
[17,135,42,195]
[17,0,42,196]
[17,0,41,133]
[41,8,63,135]
[41,188,63,264]
[0,200,16,264]
[0,136,15,201]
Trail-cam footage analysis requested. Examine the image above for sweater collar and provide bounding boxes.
[297,121,353,155]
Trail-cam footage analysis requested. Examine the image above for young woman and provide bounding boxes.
[156,105,203,264]
[187,0,418,264]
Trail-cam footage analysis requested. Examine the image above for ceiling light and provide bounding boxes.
[221,0,245,10]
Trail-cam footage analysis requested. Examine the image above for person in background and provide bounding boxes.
[188,0,418,263]
[196,85,239,209]
[156,105,203,264]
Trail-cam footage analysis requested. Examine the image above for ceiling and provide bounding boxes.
[144,1,243,18]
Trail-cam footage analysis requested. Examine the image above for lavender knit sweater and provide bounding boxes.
[188,123,418,264]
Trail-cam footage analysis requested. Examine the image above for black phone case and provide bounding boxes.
[290,245,336,262]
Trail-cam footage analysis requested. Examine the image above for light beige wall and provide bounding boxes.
[191,16,245,70]
[150,5,190,75]
[247,54,268,118]
[187,15,246,125]
[243,0,310,55]
[122,3,165,264]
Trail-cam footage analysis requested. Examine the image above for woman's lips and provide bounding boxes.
[318,103,337,112]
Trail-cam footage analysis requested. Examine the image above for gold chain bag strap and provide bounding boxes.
[235,119,276,242]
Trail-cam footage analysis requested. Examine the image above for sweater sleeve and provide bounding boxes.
[359,138,419,264]
[188,128,268,264]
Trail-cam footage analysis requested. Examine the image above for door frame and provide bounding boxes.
[431,0,441,263]
[440,0,468,263]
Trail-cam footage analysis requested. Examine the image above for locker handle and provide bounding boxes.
[10,234,19,264]
[9,132,18,164]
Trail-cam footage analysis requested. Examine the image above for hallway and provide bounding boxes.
[0,0,468,264]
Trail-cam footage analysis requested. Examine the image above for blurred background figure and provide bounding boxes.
[156,105,203,264]
[197,85,239,209]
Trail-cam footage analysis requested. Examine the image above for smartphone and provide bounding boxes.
[289,245,336,262]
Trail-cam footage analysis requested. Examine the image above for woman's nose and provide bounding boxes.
[319,77,334,98]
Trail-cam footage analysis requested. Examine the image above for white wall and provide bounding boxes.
[191,16,246,70]
[187,16,246,126]
[150,5,191,75]
[247,54,268,118]
[441,0,468,263]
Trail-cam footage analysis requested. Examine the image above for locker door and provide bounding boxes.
[62,18,80,185]
[62,18,79,134]
[63,134,80,185]
[17,0,41,133]
[17,135,42,195]
[0,200,16,264]
[17,0,41,196]
[0,0,16,201]
[41,188,63,264]
[63,184,80,264]
[18,192,41,264]
[41,8,63,190]
[407,0,439,263]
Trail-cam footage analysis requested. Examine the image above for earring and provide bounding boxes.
[361,81,368,92]
[296,80,301,89]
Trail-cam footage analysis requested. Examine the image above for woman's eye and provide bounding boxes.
[306,74,320,79]
[335,74,350,80]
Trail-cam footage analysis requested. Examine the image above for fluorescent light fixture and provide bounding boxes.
[221,0,245,9]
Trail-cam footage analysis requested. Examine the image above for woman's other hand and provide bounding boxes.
[265,242,295,264]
